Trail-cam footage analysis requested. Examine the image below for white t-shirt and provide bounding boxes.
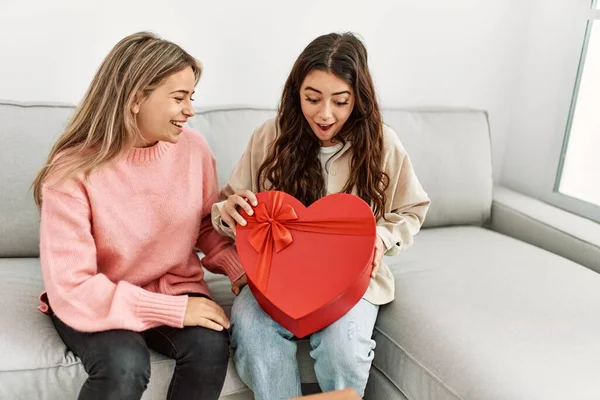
[318,142,344,192]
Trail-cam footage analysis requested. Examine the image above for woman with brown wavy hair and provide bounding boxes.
[213,32,431,398]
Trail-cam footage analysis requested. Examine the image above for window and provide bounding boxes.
[555,1,600,215]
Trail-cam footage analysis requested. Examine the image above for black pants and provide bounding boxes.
[50,294,229,400]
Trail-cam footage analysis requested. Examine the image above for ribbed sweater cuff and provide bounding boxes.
[136,291,188,329]
[218,247,246,282]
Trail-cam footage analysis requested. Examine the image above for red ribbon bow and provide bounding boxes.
[238,192,374,292]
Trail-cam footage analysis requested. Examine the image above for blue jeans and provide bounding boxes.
[231,286,378,400]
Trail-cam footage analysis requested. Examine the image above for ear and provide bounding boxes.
[131,92,143,115]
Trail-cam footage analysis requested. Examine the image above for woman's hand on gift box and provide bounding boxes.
[372,237,385,278]
[183,296,230,331]
[220,190,258,233]
[232,273,248,296]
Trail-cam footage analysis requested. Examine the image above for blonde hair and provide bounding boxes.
[32,31,202,207]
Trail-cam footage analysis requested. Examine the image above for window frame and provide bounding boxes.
[542,0,600,223]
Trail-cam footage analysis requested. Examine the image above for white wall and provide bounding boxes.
[501,0,592,198]
[0,0,532,180]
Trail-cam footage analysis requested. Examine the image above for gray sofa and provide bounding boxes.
[2,101,600,400]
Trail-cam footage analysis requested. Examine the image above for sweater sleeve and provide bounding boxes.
[40,187,188,333]
[195,146,245,283]
[376,129,431,256]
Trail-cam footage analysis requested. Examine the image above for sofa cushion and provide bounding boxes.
[189,106,277,188]
[0,102,73,258]
[374,226,600,400]
[381,109,492,228]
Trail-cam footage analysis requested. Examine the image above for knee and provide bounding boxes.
[312,327,375,371]
[335,344,373,372]
[316,341,363,371]
[91,341,151,386]
[179,327,230,367]
[203,328,230,359]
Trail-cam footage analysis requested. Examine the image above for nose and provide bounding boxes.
[183,100,195,117]
[318,103,333,122]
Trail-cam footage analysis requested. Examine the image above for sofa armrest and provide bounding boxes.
[490,185,600,274]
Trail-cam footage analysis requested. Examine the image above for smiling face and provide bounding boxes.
[132,66,196,147]
[299,69,355,147]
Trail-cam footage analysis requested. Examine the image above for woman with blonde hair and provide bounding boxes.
[32,32,245,400]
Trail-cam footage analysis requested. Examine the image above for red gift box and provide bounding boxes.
[236,191,376,338]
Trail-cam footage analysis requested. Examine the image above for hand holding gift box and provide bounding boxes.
[236,190,376,338]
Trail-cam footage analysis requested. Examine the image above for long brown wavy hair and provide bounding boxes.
[257,32,389,220]
[32,32,202,207]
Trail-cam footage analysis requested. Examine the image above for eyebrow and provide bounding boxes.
[304,86,351,96]
[169,90,195,95]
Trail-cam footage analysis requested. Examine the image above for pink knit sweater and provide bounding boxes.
[38,128,244,333]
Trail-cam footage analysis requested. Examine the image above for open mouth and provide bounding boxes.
[170,120,184,128]
[317,123,334,132]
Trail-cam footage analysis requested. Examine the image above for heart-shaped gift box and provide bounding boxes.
[236,191,376,338]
